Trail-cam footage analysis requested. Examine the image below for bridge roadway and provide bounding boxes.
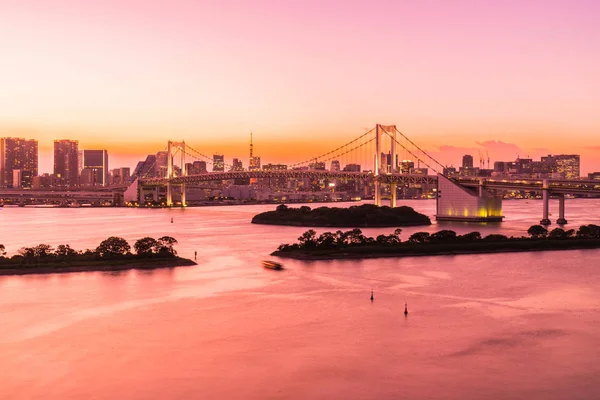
[0,190,115,201]
[140,171,600,195]
[455,178,600,195]
[140,171,438,186]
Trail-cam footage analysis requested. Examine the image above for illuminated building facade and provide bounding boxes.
[0,137,38,188]
[436,174,503,222]
[80,149,109,186]
[213,154,225,172]
[54,139,79,186]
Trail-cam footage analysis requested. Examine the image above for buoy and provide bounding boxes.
[370,290,374,301]
[171,217,173,223]
[404,302,408,316]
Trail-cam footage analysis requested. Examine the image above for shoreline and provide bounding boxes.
[271,239,600,260]
[0,257,197,276]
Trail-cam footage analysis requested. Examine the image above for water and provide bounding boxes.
[1,200,600,400]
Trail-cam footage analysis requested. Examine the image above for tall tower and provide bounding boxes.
[249,131,253,161]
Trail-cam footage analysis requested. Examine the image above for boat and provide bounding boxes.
[262,260,283,270]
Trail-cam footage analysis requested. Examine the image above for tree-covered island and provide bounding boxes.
[0,236,196,276]
[252,204,432,227]
[272,224,600,260]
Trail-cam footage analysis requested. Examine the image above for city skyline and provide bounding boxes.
[1,1,599,173]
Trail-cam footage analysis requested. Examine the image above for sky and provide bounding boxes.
[1,0,599,174]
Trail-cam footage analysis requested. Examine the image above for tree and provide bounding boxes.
[96,237,131,257]
[317,232,336,249]
[392,228,403,243]
[134,237,159,256]
[299,206,311,213]
[0,244,5,257]
[346,228,367,245]
[577,224,600,239]
[429,230,458,242]
[460,232,482,241]
[276,204,288,212]
[55,244,77,257]
[527,225,548,239]
[157,236,178,256]
[548,228,567,239]
[483,234,508,241]
[408,232,430,244]
[298,230,318,248]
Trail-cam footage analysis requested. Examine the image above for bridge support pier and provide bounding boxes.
[181,183,186,206]
[166,183,173,207]
[374,181,381,207]
[540,180,551,225]
[390,183,397,208]
[557,194,567,225]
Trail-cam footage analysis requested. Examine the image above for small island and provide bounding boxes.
[271,224,600,260]
[0,236,196,276]
[252,204,432,227]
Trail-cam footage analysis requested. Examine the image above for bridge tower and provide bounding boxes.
[374,124,397,207]
[167,140,187,207]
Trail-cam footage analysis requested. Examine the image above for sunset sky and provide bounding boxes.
[1,0,599,174]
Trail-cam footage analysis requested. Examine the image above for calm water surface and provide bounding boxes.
[1,200,600,399]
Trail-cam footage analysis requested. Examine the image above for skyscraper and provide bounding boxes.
[213,154,225,172]
[231,158,243,171]
[330,160,341,172]
[553,155,580,179]
[54,139,79,186]
[80,149,109,186]
[462,154,474,169]
[0,137,38,188]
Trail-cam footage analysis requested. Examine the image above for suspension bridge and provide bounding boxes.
[125,124,600,225]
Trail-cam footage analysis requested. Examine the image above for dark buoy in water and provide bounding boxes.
[404,302,408,316]
[370,290,374,302]
[171,217,173,223]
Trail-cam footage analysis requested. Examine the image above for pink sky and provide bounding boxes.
[0,0,599,173]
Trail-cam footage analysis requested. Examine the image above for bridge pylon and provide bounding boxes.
[374,124,397,207]
[166,140,187,207]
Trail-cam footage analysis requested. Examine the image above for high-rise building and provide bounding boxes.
[588,172,600,180]
[213,154,225,172]
[80,150,109,186]
[248,131,261,171]
[0,137,38,188]
[54,139,79,186]
[155,151,168,178]
[110,167,130,185]
[553,155,580,179]
[343,163,361,172]
[330,160,341,172]
[231,158,243,171]
[462,154,474,169]
[400,160,414,174]
[189,161,207,174]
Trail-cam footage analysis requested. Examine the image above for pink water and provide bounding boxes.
[1,200,600,399]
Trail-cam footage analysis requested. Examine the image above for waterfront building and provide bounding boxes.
[110,167,131,185]
[310,161,326,170]
[462,154,474,169]
[330,160,341,172]
[553,155,580,179]
[0,137,38,188]
[80,149,109,186]
[400,160,414,174]
[53,140,79,186]
[231,158,244,171]
[155,151,168,178]
[343,163,361,172]
[589,172,600,180]
[213,155,225,172]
